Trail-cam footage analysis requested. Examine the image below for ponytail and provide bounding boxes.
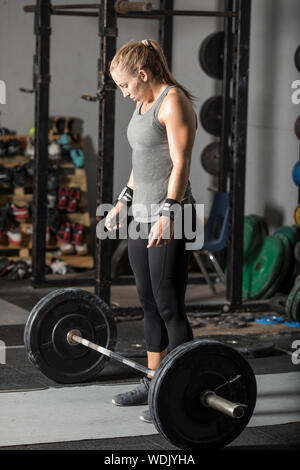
[110,39,198,105]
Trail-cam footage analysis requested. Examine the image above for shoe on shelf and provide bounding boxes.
[139,409,152,423]
[60,242,75,255]
[7,259,32,281]
[0,165,12,184]
[66,188,80,213]
[56,221,72,244]
[12,165,26,187]
[69,148,84,168]
[57,133,71,155]
[71,223,84,245]
[75,242,88,256]
[0,258,14,277]
[9,203,28,222]
[112,377,151,407]
[6,138,20,156]
[57,186,69,211]
[50,258,72,275]
[47,207,60,234]
[7,226,22,246]
[0,127,16,136]
[48,141,61,161]
[0,141,6,157]
[24,137,35,159]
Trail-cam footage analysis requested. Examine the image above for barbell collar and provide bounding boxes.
[201,390,246,419]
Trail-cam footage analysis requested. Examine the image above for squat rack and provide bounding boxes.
[24,0,270,315]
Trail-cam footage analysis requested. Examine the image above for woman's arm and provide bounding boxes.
[127,168,134,191]
[161,91,196,202]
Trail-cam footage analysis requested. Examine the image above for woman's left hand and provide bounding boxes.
[147,216,174,248]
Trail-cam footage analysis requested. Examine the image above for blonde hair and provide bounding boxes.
[110,39,198,105]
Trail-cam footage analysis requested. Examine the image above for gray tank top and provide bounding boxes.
[127,85,195,223]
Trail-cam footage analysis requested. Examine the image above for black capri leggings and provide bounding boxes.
[127,220,194,353]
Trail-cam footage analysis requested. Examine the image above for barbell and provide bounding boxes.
[24,288,257,450]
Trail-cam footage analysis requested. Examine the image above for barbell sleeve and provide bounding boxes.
[70,333,155,377]
[201,390,246,419]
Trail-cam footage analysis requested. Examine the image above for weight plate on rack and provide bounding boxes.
[295,46,300,73]
[294,116,300,140]
[285,282,300,320]
[149,338,257,450]
[200,142,220,176]
[291,286,300,322]
[199,31,224,79]
[242,236,284,300]
[274,225,297,247]
[267,232,293,297]
[294,241,300,262]
[294,205,300,227]
[24,288,117,384]
[200,96,230,137]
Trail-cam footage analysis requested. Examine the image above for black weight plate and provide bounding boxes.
[200,96,230,137]
[199,31,224,79]
[24,288,117,384]
[200,142,220,176]
[295,46,300,73]
[149,338,257,450]
[269,294,288,315]
[200,334,275,358]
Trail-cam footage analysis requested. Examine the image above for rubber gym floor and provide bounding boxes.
[0,277,299,452]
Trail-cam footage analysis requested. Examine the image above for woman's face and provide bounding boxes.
[111,68,149,102]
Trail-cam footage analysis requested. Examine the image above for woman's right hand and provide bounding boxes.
[104,201,128,231]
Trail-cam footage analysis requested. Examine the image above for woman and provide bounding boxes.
[106,39,197,423]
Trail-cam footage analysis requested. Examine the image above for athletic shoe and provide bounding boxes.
[69,148,84,168]
[48,141,61,161]
[12,165,26,187]
[66,188,80,213]
[24,160,34,177]
[0,258,14,277]
[60,242,75,254]
[0,141,6,156]
[56,221,72,244]
[57,186,69,211]
[75,242,88,256]
[57,133,71,155]
[0,165,11,184]
[7,260,32,280]
[0,127,16,136]
[0,230,8,245]
[47,171,58,193]
[50,258,70,275]
[47,208,60,233]
[0,205,9,231]
[24,137,35,159]
[71,223,84,245]
[47,192,57,209]
[7,227,22,246]
[139,409,152,423]
[6,138,19,156]
[112,377,150,406]
[9,203,28,222]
